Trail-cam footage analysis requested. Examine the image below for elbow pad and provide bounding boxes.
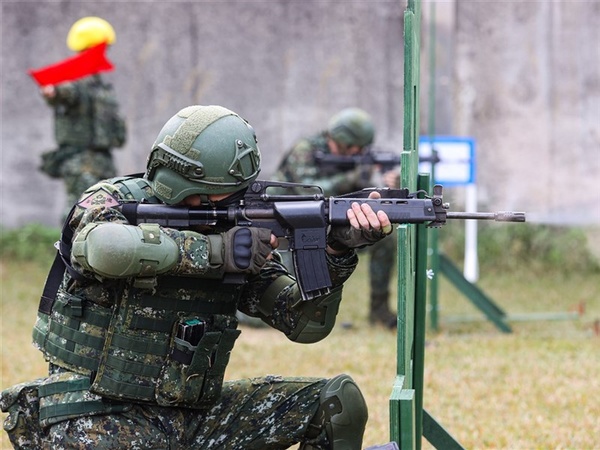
[287,286,343,344]
[72,223,179,278]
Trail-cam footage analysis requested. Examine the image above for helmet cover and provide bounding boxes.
[327,108,375,148]
[146,105,261,204]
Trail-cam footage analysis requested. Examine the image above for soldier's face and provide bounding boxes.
[330,139,363,156]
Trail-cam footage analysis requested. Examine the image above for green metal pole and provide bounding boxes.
[413,174,431,450]
[426,1,440,332]
[390,0,421,447]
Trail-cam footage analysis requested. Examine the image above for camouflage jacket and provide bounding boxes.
[31,177,359,408]
[272,131,374,196]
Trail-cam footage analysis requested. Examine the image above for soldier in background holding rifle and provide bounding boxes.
[272,108,400,328]
[31,17,126,219]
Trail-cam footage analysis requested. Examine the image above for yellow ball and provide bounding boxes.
[67,16,116,52]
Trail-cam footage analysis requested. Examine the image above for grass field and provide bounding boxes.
[1,251,599,449]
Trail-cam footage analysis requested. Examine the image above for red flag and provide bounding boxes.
[28,42,114,86]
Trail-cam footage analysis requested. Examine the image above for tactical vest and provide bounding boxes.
[33,177,243,409]
[55,75,126,150]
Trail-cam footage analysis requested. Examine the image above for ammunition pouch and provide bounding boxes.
[154,323,241,406]
[40,146,80,178]
[1,378,44,450]
[90,285,241,408]
[0,372,131,450]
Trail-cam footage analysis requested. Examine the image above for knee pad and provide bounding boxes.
[312,374,368,450]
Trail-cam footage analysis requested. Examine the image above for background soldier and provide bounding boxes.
[1,105,394,449]
[272,108,399,328]
[38,16,126,218]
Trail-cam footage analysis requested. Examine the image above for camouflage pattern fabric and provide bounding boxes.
[2,373,329,449]
[272,133,398,324]
[47,75,124,150]
[60,147,116,209]
[272,133,373,194]
[0,379,44,450]
[62,180,358,338]
[42,74,123,218]
[3,177,362,448]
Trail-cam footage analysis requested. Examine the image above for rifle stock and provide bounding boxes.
[119,180,525,300]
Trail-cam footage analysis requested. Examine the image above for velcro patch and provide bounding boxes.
[77,187,120,209]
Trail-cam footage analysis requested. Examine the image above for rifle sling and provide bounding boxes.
[38,205,85,315]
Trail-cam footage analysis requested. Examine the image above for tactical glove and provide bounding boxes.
[209,226,273,274]
[327,224,391,252]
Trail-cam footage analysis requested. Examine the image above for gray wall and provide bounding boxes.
[422,0,600,226]
[1,0,599,229]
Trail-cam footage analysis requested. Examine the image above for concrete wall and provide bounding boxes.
[1,0,405,227]
[1,0,599,229]
[421,0,600,226]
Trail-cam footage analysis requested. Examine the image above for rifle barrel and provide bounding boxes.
[446,211,526,222]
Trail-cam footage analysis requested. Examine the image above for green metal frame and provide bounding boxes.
[390,1,576,446]
[389,1,464,448]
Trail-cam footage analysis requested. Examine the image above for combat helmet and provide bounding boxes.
[146,105,261,204]
[67,17,116,52]
[327,107,375,148]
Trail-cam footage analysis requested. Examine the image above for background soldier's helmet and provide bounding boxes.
[327,107,375,148]
[146,105,261,204]
[67,17,116,52]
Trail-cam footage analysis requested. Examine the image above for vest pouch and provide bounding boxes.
[199,328,241,403]
[38,372,130,428]
[155,320,241,408]
[1,378,45,450]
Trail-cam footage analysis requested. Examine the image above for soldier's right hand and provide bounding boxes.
[220,227,275,274]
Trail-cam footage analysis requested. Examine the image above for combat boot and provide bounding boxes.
[369,292,397,329]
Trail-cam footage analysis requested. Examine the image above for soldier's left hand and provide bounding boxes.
[347,191,392,233]
[327,191,393,253]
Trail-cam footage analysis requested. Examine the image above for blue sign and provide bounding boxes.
[418,136,476,186]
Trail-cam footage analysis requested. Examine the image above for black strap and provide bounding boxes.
[38,205,83,315]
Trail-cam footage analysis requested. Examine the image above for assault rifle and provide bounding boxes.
[313,148,440,174]
[119,180,525,301]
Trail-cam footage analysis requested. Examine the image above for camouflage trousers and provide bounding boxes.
[1,374,329,450]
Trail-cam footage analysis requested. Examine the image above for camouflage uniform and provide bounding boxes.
[1,177,362,449]
[272,132,398,327]
[41,74,124,215]
[2,372,328,450]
